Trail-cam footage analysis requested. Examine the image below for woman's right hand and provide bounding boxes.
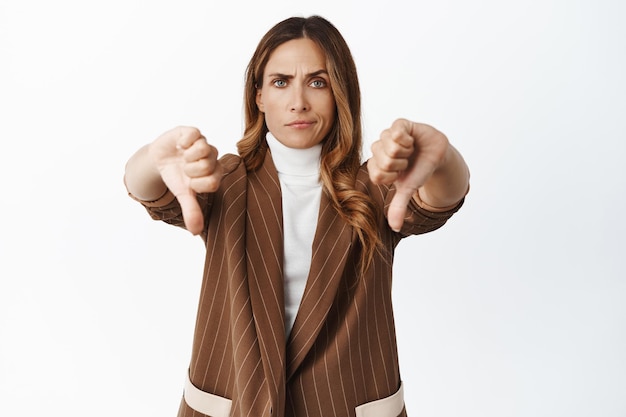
[149,126,223,235]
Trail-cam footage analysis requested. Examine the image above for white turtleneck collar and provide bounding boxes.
[266,132,322,177]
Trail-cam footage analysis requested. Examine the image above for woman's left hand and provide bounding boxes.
[368,118,464,232]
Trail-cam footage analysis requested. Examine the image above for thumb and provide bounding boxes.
[176,192,204,235]
[387,186,414,232]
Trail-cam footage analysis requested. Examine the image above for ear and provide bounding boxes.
[255,88,264,112]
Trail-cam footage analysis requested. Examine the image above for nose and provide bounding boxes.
[289,85,309,112]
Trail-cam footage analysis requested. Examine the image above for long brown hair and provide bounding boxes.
[237,16,381,274]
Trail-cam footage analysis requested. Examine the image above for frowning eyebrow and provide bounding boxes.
[266,69,329,79]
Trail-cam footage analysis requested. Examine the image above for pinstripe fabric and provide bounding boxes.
[140,150,463,417]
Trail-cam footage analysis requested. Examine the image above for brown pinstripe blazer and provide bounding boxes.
[141,150,463,417]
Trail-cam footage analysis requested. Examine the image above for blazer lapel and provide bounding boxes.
[246,152,287,409]
[286,191,353,380]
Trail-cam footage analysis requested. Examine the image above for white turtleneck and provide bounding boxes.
[265,132,322,337]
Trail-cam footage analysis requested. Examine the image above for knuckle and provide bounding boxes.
[380,159,395,171]
[369,169,388,184]
[177,126,202,146]
[195,140,210,155]
[204,176,221,192]
[196,158,210,172]
[191,174,222,193]
[386,142,402,157]
[185,126,202,137]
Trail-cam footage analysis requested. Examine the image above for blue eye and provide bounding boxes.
[273,79,287,87]
[310,79,327,88]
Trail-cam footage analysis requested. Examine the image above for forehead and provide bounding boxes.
[264,38,327,73]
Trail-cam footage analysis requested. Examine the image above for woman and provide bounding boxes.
[125,15,469,417]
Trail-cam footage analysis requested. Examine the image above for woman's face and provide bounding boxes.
[256,38,336,149]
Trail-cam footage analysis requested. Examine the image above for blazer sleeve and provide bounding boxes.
[132,153,243,241]
[358,163,466,238]
[386,186,465,237]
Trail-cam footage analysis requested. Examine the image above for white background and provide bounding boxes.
[1,0,625,416]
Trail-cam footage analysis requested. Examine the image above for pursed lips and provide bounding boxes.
[286,120,316,129]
